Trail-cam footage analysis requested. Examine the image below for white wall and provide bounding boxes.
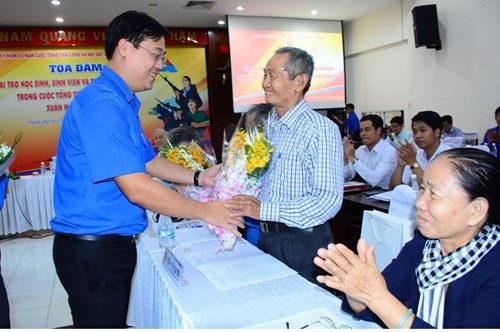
[344,0,500,136]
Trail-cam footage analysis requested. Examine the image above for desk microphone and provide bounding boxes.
[11,158,52,179]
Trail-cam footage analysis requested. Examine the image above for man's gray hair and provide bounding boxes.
[274,47,314,94]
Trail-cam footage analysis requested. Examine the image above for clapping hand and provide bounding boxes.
[314,239,388,308]
[396,139,416,165]
[342,137,356,162]
[486,129,500,145]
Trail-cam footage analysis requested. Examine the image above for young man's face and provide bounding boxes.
[412,120,440,150]
[359,120,382,150]
[390,122,403,135]
[442,120,452,133]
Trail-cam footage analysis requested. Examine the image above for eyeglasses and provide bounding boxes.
[139,45,166,65]
[286,316,352,329]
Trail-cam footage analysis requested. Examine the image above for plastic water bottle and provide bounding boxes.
[491,144,497,158]
[410,174,419,192]
[40,162,46,176]
[158,215,175,249]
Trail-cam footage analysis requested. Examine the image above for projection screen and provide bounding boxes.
[228,15,345,113]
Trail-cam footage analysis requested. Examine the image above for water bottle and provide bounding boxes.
[158,215,175,249]
[40,162,46,176]
[491,143,497,158]
[410,174,419,192]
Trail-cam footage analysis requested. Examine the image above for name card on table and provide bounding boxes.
[162,247,184,286]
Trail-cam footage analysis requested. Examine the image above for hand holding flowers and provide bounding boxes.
[211,103,274,250]
[0,128,23,176]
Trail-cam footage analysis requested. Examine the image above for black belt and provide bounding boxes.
[55,233,140,243]
[259,221,314,234]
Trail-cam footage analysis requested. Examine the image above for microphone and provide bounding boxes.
[11,158,52,179]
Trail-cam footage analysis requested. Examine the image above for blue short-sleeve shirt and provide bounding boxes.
[50,66,156,236]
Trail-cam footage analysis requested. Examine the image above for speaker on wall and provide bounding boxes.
[412,4,441,50]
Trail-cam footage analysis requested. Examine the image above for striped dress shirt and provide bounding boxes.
[258,99,344,229]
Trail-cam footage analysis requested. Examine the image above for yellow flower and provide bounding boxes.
[233,129,247,148]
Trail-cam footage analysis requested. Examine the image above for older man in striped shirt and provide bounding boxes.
[227,47,344,285]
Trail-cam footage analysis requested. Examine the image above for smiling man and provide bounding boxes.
[51,10,244,328]
[389,111,451,189]
[226,47,343,285]
[343,114,397,189]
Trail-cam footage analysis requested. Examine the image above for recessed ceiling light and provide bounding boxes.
[236,5,245,11]
[55,17,64,23]
[310,9,319,15]
[218,20,226,25]
[51,0,61,5]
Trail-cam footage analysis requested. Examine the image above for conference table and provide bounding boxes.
[127,221,381,329]
[0,174,55,235]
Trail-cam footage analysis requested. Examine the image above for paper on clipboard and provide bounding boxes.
[366,190,392,202]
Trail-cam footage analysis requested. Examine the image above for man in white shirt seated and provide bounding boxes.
[441,115,464,138]
[344,114,397,190]
[386,116,413,148]
[389,110,452,189]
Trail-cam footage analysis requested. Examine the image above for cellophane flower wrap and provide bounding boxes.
[159,138,215,202]
[0,128,23,176]
[211,105,274,251]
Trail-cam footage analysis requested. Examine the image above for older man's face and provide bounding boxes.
[261,53,297,111]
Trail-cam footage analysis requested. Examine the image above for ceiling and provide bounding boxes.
[0,0,401,28]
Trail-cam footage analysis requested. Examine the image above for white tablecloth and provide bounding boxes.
[0,174,54,235]
[127,228,381,329]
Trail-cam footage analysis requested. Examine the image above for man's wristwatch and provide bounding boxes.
[410,162,420,170]
[193,170,201,187]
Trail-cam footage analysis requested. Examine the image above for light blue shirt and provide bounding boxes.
[386,128,413,148]
[258,99,343,229]
[442,126,463,138]
[51,66,156,236]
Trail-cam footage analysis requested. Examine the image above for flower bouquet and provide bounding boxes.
[0,128,23,176]
[211,103,274,251]
[158,128,215,202]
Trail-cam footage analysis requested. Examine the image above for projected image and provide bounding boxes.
[228,16,345,113]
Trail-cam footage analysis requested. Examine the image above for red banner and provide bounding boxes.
[0,28,208,47]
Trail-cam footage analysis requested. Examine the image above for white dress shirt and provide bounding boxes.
[344,139,397,190]
[401,142,452,184]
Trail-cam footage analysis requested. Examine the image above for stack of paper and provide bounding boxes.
[344,181,366,192]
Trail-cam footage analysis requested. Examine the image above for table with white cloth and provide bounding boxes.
[127,221,381,329]
[0,174,54,235]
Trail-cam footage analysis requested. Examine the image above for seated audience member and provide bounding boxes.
[483,106,500,158]
[441,115,463,138]
[314,148,500,328]
[152,128,167,154]
[167,127,216,166]
[389,111,451,189]
[343,114,397,190]
[386,116,413,148]
[168,126,201,147]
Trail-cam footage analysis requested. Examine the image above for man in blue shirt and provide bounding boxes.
[51,11,244,328]
[226,47,343,285]
[0,174,10,328]
[332,103,361,145]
